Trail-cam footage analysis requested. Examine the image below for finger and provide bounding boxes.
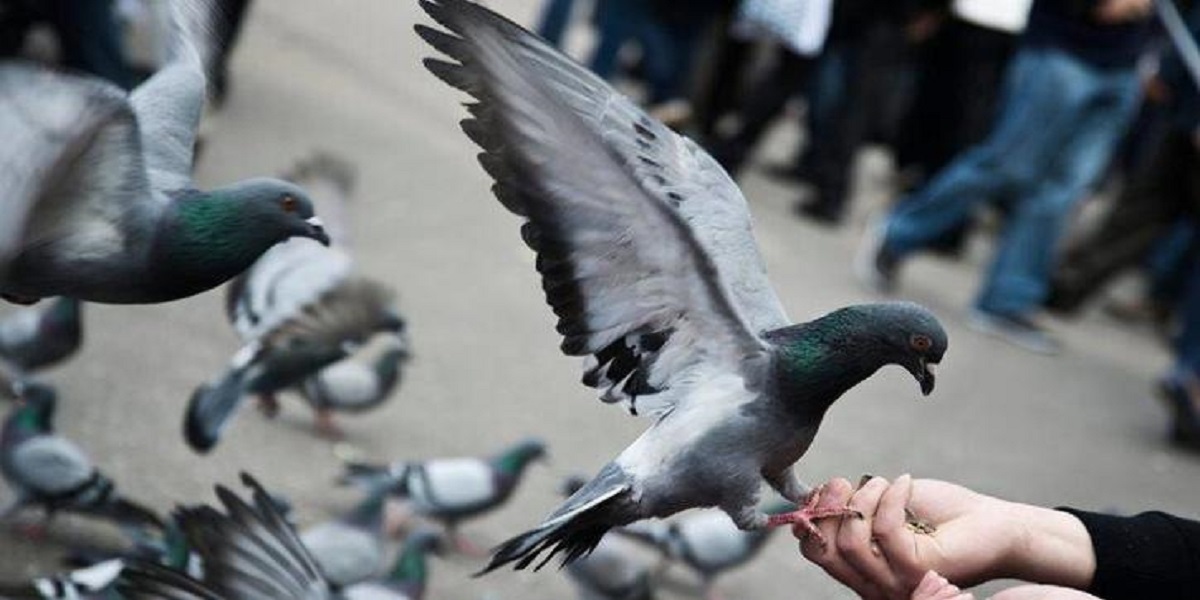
[801,479,878,592]
[911,570,942,597]
[837,477,897,588]
[874,474,924,580]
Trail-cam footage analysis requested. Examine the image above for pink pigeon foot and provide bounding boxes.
[766,485,862,546]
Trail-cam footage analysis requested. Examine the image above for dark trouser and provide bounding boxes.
[1050,130,1200,312]
[0,0,131,88]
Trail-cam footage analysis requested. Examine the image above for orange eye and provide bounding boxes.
[910,334,932,352]
[281,196,298,213]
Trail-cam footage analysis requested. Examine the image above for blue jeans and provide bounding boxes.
[884,47,1141,315]
[1174,253,1200,380]
[537,0,575,48]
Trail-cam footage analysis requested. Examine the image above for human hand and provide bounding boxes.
[1094,0,1153,24]
[798,476,1095,600]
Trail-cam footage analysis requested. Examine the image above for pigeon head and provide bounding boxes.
[846,302,947,396]
[10,380,56,430]
[493,438,548,476]
[218,178,330,247]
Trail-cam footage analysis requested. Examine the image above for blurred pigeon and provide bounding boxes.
[0,297,82,387]
[0,559,124,600]
[186,154,406,450]
[299,330,411,438]
[649,502,793,600]
[0,0,328,306]
[417,0,949,573]
[299,482,392,588]
[117,473,335,600]
[341,438,546,554]
[339,529,444,600]
[0,382,163,536]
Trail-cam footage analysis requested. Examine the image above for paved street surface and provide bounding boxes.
[3,2,1199,598]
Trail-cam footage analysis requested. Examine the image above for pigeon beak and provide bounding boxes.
[916,358,936,396]
[305,216,331,246]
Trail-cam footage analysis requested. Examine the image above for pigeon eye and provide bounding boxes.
[910,334,932,352]
[280,196,298,213]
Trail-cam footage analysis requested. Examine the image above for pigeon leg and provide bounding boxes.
[256,393,280,419]
[312,408,344,440]
[446,523,488,558]
[764,467,813,505]
[765,484,862,547]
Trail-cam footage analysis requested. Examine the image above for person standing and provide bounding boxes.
[858,0,1154,355]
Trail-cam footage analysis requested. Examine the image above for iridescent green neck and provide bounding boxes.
[492,442,539,476]
[154,192,280,295]
[385,541,429,591]
[344,486,388,531]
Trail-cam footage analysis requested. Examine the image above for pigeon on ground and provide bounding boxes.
[339,529,444,600]
[117,473,334,600]
[0,297,82,388]
[186,155,406,451]
[0,559,125,600]
[0,0,328,306]
[299,481,393,588]
[299,330,411,437]
[0,381,163,536]
[647,502,793,600]
[340,438,546,554]
[416,0,949,573]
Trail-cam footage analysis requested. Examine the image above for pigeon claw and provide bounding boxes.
[767,486,863,547]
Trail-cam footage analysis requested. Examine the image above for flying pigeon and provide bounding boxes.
[416,0,948,573]
[0,0,328,306]
[185,155,406,451]
[299,481,393,588]
[117,473,335,600]
[340,438,546,554]
[0,381,163,536]
[0,297,82,388]
[0,559,125,600]
[339,529,444,600]
[559,477,660,600]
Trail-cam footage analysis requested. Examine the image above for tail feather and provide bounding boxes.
[479,484,627,574]
[106,496,165,531]
[184,368,249,454]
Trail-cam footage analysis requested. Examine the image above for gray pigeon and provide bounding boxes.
[0,0,328,306]
[0,559,125,600]
[339,529,444,600]
[300,482,393,588]
[340,438,546,555]
[416,0,948,573]
[185,155,406,451]
[0,297,82,388]
[117,473,335,600]
[559,478,659,600]
[0,381,163,536]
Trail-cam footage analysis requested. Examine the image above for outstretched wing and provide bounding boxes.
[129,0,220,195]
[0,64,150,275]
[418,0,775,417]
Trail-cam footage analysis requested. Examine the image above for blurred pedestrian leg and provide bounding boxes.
[587,0,641,80]
[210,0,253,105]
[537,0,576,48]
[1162,249,1200,447]
[0,0,132,88]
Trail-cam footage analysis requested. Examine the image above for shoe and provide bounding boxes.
[762,161,809,184]
[854,219,900,294]
[966,309,1062,355]
[1158,378,1200,450]
[793,200,843,226]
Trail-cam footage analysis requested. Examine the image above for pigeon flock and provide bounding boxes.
[0,0,952,598]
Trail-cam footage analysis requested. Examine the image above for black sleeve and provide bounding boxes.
[1057,508,1200,600]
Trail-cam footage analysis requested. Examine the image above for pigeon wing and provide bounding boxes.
[418,0,771,417]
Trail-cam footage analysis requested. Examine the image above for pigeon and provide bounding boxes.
[117,473,335,600]
[0,297,82,388]
[0,559,125,600]
[299,481,393,588]
[299,330,411,437]
[185,155,406,451]
[559,477,659,600]
[339,529,444,600]
[648,502,793,600]
[0,381,163,536]
[0,0,329,306]
[340,438,546,554]
[416,0,949,573]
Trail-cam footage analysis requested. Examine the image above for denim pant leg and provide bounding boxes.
[976,64,1140,315]
[884,48,1075,257]
[537,0,576,47]
[1174,253,1200,379]
[589,0,640,79]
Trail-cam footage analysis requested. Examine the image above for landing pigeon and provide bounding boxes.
[0,297,82,388]
[0,382,163,536]
[185,154,406,451]
[341,438,546,554]
[0,0,328,305]
[416,0,948,573]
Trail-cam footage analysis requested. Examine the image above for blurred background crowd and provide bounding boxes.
[2,0,1200,598]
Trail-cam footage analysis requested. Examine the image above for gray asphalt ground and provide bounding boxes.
[3,2,1200,599]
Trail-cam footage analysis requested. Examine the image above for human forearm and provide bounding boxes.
[999,503,1095,588]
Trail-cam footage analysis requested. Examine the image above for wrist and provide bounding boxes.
[1000,502,1096,589]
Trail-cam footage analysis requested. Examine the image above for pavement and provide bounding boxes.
[2,1,1199,599]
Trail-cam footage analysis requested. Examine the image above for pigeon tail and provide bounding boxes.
[184,367,249,454]
[337,461,401,491]
[479,482,628,574]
